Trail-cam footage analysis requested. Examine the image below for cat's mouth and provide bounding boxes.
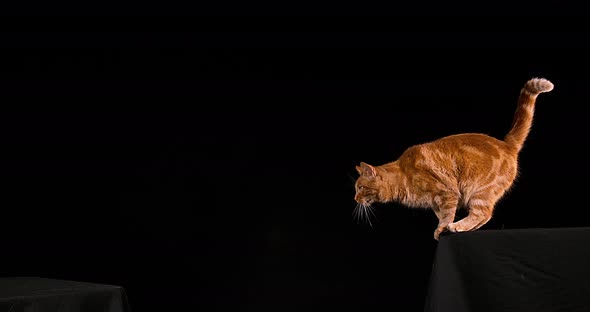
[354,194,373,206]
[356,200,375,208]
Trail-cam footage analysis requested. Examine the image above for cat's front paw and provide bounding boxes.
[433,227,445,241]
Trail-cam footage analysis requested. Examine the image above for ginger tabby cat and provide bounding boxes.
[353,78,553,240]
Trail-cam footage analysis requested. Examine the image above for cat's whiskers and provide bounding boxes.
[367,204,377,219]
[353,203,375,227]
[353,203,365,225]
[364,204,374,227]
[353,203,362,224]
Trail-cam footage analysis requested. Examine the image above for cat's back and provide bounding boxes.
[398,133,514,171]
[433,133,511,156]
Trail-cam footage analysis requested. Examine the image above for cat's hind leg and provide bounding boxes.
[447,198,494,233]
[471,214,493,230]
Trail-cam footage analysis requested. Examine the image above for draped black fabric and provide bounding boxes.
[424,227,590,312]
[0,277,131,312]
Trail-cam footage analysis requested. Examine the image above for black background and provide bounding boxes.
[1,10,589,312]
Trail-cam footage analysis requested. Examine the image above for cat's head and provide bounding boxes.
[354,162,382,206]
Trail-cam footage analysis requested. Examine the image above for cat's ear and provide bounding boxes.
[359,162,377,178]
[355,165,362,175]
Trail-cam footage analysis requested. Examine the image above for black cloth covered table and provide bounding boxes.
[424,227,590,312]
[0,277,131,312]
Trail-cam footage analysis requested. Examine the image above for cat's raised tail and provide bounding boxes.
[504,77,554,153]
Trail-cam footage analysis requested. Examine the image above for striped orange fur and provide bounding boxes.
[353,78,553,240]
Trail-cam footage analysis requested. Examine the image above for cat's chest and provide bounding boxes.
[401,191,437,208]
